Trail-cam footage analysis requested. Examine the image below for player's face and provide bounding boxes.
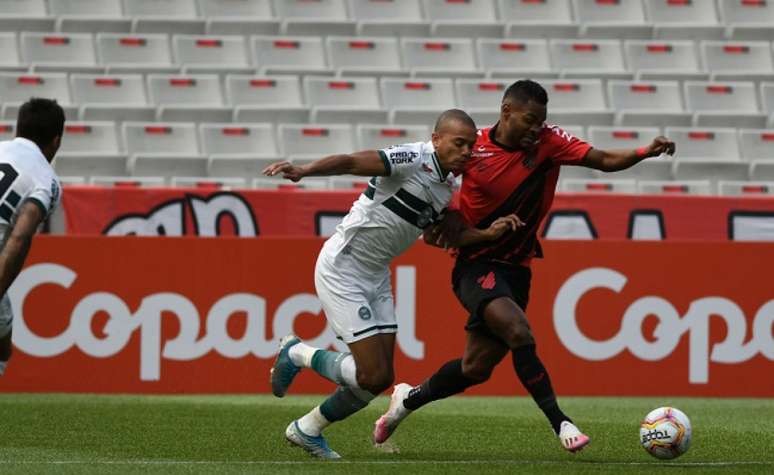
[501,99,547,150]
[432,122,477,174]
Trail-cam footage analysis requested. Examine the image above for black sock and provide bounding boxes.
[511,344,570,435]
[403,359,477,411]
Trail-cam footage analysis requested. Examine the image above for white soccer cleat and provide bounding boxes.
[373,383,413,444]
[559,420,590,453]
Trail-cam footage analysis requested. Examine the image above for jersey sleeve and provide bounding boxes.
[378,142,423,180]
[26,175,60,218]
[545,125,593,166]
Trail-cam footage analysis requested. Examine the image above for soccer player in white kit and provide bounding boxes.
[0,98,64,376]
[263,110,523,459]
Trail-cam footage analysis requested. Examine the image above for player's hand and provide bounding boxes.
[485,214,524,241]
[262,161,305,182]
[645,136,676,158]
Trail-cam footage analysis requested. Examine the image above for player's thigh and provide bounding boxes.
[481,296,533,347]
[462,329,509,374]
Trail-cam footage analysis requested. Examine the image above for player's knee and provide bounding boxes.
[356,368,394,395]
[461,359,493,384]
[503,322,534,349]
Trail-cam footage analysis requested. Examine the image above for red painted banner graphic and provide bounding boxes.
[2,237,772,397]
[60,187,774,240]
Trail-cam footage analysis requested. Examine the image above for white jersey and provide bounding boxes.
[0,138,61,245]
[324,141,456,270]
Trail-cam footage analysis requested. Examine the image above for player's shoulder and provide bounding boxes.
[541,123,581,144]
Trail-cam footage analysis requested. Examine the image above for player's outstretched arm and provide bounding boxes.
[262,151,389,182]
[582,136,676,172]
[0,201,45,297]
[423,211,523,249]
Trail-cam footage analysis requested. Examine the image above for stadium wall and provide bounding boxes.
[1,236,772,397]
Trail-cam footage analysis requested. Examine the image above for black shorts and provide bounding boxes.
[452,259,531,334]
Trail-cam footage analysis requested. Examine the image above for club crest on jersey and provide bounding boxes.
[358,306,372,320]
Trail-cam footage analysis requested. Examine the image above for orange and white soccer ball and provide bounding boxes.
[639,407,692,460]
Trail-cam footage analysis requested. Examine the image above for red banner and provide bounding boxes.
[2,236,772,396]
[61,187,774,240]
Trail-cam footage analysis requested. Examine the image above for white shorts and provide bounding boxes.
[0,294,12,338]
[315,242,397,344]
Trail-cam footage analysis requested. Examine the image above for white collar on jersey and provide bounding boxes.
[12,137,48,163]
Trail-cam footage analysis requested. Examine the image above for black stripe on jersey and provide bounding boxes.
[6,190,20,207]
[382,196,425,229]
[363,177,377,200]
[458,159,554,265]
[0,203,12,221]
[431,152,444,182]
[395,188,438,221]
[378,150,392,176]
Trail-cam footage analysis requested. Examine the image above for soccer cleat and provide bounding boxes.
[285,420,341,460]
[373,383,413,444]
[270,335,301,397]
[559,420,591,453]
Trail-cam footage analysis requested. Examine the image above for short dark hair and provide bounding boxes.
[502,79,548,106]
[434,108,476,132]
[16,98,65,149]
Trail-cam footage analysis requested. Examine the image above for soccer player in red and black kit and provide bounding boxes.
[372,79,676,452]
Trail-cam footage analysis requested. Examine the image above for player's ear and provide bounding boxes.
[431,131,441,148]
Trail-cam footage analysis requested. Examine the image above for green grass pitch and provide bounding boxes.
[0,393,771,474]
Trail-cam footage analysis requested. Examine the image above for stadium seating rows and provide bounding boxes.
[0,33,773,80]
[2,118,773,194]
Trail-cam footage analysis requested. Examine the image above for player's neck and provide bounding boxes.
[492,124,520,151]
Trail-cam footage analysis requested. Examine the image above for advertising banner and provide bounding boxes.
[2,236,772,397]
[61,187,774,241]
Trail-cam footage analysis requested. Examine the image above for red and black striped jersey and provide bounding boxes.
[456,122,591,267]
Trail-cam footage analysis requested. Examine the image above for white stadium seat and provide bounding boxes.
[573,0,652,39]
[638,180,713,195]
[123,121,207,178]
[624,40,707,81]
[380,77,456,125]
[304,76,387,124]
[173,35,251,74]
[719,0,774,41]
[148,74,231,123]
[20,32,99,72]
[587,126,673,181]
[0,72,71,106]
[500,0,579,39]
[0,33,22,70]
[278,124,356,161]
[549,39,630,80]
[541,79,614,126]
[273,0,355,36]
[560,178,638,194]
[646,0,724,40]
[49,0,130,33]
[200,123,279,157]
[71,74,156,122]
[197,0,273,17]
[684,81,767,128]
[477,39,555,79]
[739,129,774,161]
[666,127,741,160]
[97,33,175,73]
[356,124,430,150]
[401,37,478,77]
[326,36,404,76]
[227,75,309,124]
[0,121,15,141]
[718,181,774,196]
[122,0,198,17]
[252,36,330,75]
[701,41,774,82]
[349,0,429,37]
[55,121,127,178]
[608,80,691,127]
[0,0,46,15]
[423,0,503,39]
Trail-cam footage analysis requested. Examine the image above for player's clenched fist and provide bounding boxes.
[644,136,676,158]
[262,161,305,182]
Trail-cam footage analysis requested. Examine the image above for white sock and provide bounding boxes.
[339,354,359,388]
[288,341,317,368]
[297,406,331,437]
[0,361,6,376]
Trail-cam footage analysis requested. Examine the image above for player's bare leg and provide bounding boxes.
[0,330,11,376]
[482,297,590,453]
[278,333,396,459]
[375,330,508,444]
